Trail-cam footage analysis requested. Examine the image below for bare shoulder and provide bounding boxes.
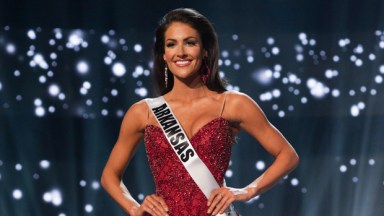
[120,99,150,132]
[224,91,257,107]
[223,91,265,122]
[129,99,149,113]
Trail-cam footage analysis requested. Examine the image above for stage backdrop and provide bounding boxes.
[0,0,383,215]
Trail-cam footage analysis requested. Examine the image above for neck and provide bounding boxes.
[167,76,208,102]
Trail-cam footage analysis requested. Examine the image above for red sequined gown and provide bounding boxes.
[144,117,234,216]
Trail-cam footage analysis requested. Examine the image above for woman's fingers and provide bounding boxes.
[213,195,234,215]
[155,196,169,213]
[207,190,223,214]
[207,188,220,207]
[151,195,169,215]
[142,195,169,216]
[207,188,235,215]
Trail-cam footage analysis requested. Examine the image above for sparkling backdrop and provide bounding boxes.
[1,28,384,119]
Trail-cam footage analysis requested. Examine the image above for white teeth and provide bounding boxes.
[175,60,190,65]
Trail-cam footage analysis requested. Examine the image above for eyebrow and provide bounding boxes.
[165,36,198,42]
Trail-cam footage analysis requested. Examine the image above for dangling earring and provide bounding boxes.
[200,59,211,85]
[164,64,168,88]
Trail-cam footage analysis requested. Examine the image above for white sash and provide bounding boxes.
[146,96,236,216]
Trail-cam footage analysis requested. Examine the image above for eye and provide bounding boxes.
[165,42,175,48]
[186,41,197,46]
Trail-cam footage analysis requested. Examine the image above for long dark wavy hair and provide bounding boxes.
[152,8,227,95]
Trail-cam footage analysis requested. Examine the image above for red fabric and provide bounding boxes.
[144,117,234,216]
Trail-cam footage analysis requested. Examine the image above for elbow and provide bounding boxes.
[100,169,108,190]
[290,151,300,170]
[281,146,299,171]
[100,167,122,191]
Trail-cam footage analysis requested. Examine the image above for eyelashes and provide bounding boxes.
[165,43,175,48]
[165,40,198,48]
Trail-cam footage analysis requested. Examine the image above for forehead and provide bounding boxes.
[164,22,200,39]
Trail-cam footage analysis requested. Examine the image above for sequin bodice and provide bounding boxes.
[144,117,234,216]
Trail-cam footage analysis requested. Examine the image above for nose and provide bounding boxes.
[176,45,187,58]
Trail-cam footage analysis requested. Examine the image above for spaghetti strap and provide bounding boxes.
[146,102,150,125]
[219,92,228,117]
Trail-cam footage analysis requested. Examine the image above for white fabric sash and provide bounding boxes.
[146,96,236,216]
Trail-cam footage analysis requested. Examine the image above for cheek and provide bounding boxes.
[163,52,171,62]
[164,47,178,59]
[163,47,172,58]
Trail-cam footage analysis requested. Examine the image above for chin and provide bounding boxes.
[172,70,199,78]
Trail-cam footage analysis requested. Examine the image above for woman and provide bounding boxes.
[101,8,299,216]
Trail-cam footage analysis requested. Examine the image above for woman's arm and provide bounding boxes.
[208,92,299,214]
[231,92,299,198]
[101,100,147,214]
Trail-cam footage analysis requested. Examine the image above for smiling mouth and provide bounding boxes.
[175,60,191,66]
